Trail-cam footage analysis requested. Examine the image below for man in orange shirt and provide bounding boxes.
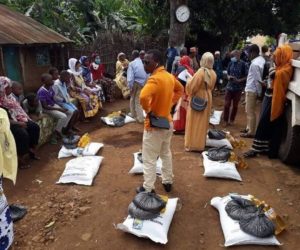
[137,49,184,193]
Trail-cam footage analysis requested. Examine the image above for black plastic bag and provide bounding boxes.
[137,152,143,163]
[208,129,226,140]
[225,196,258,220]
[112,116,125,127]
[63,135,80,149]
[207,146,231,162]
[239,208,275,238]
[128,202,159,220]
[9,204,27,222]
[133,192,166,214]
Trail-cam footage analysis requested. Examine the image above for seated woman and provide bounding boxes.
[0,76,40,168]
[80,56,105,102]
[68,58,100,119]
[90,53,116,102]
[115,52,130,99]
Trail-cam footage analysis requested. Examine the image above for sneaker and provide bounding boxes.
[162,183,172,192]
[136,186,155,193]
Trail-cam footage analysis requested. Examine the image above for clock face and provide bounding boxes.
[175,5,190,23]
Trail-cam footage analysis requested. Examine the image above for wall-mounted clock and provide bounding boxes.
[175,5,190,23]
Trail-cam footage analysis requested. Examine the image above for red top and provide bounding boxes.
[90,63,105,81]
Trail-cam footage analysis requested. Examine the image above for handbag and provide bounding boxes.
[190,81,208,112]
[149,112,170,130]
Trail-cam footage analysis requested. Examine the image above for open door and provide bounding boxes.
[2,46,23,82]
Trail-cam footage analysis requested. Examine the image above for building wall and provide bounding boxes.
[20,46,51,93]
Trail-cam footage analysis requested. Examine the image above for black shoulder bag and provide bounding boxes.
[149,112,170,130]
[190,80,208,112]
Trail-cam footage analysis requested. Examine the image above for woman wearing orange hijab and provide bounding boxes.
[244,45,293,158]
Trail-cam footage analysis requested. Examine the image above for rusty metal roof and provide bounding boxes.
[0,4,72,45]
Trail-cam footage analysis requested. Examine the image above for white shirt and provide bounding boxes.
[127,57,148,89]
[245,56,265,95]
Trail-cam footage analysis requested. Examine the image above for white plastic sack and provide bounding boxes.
[58,142,103,159]
[117,198,178,244]
[210,110,223,125]
[206,136,233,150]
[57,156,103,186]
[129,152,162,175]
[202,152,242,181]
[101,115,135,126]
[210,195,281,247]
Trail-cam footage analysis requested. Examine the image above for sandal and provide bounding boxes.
[240,128,249,133]
[244,150,258,158]
[240,133,254,138]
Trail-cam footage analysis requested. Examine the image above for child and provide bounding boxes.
[22,93,43,121]
[37,73,73,138]
[11,81,25,103]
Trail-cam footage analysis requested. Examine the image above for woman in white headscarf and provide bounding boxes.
[67,58,100,118]
[114,53,130,99]
[185,52,217,152]
[0,106,18,249]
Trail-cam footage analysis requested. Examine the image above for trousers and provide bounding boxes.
[130,82,144,123]
[142,124,174,192]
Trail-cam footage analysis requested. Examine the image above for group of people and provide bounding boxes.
[136,43,293,195]
[0,43,294,248]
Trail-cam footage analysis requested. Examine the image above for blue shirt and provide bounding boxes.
[127,57,148,89]
[227,60,247,92]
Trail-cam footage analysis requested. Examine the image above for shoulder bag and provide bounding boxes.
[149,112,170,130]
[190,77,208,112]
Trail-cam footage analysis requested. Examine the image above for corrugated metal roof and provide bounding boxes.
[0,4,72,45]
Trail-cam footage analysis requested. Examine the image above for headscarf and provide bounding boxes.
[179,56,194,75]
[79,56,92,83]
[0,76,29,122]
[117,52,125,61]
[200,52,214,84]
[68,58,82,76]
[271,45,293,121]
[79,56,88,65]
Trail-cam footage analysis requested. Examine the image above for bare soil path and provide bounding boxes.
[5,96,300,250]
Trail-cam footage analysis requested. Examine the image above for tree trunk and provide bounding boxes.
[169,0,188,52]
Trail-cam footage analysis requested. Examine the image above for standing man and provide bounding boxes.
[139,50,145,61]
[137,49,183,193]
[213,51,223,91]
[223,50,247,126]
[127,50,148,123]
[241,44,265,138]
[189,47,200,72]
[166,42,178,73]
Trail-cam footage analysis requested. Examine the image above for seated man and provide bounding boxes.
[37,73,73,138]
[52,70,80,131]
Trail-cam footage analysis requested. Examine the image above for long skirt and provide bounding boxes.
[115,75,130,99]
[0,178,14,250]
[252,95,283,158]
[70,91,100,118]
[173,94,189,132]
[97,77,117,102]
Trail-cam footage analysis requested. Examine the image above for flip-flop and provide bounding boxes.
[50,137,58,145]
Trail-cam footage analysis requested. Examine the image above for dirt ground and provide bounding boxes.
[5,95,300,250]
